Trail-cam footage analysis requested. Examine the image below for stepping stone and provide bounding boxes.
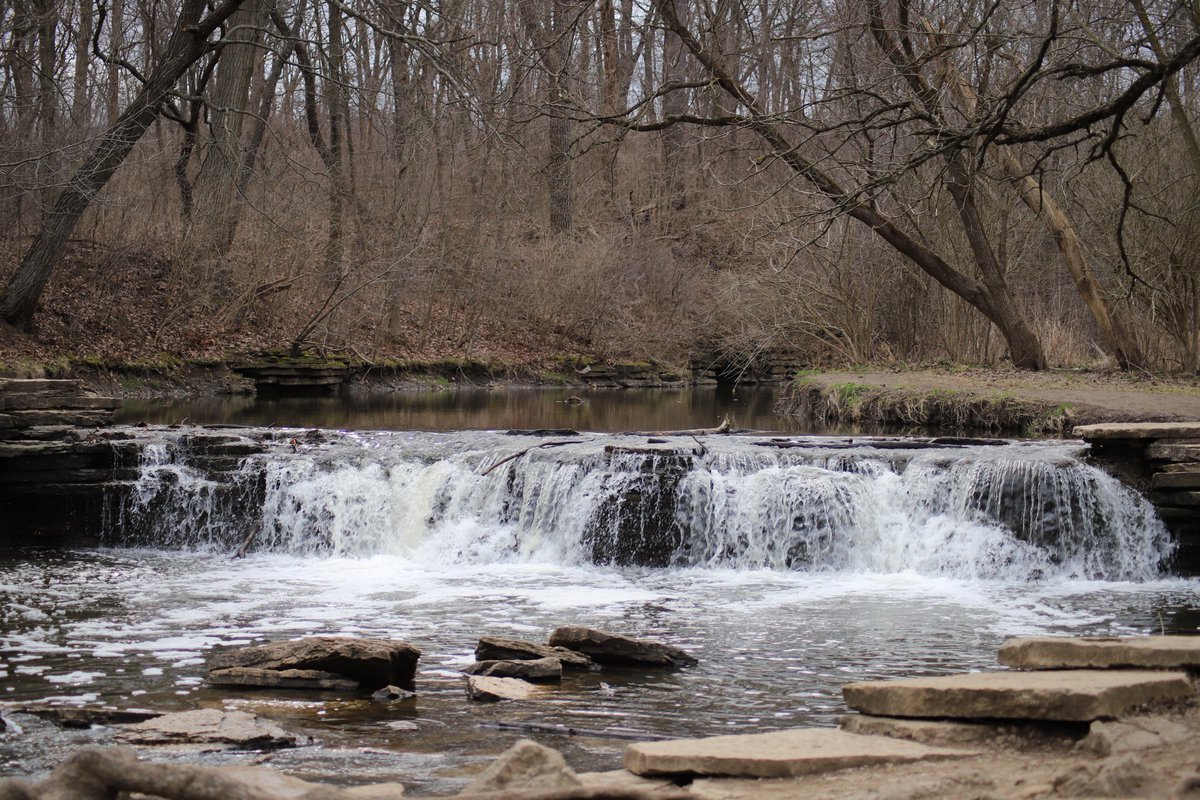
[999,636,1200,670]
[838,714,1084,748]
[624,728,977,778]
[842,670,1194,722]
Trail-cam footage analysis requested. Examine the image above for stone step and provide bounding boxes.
[624,728,978,778]
[998,636,1200,670]
[841,670,1194,722]
[1153,490,1200,507]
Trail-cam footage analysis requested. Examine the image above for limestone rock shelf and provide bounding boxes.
[1076,421,1200,571]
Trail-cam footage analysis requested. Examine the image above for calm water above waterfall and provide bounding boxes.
[2,405,1199,791]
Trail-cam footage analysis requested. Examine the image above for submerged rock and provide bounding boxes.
[113,709,303,748]
[372,685,417,702]
[7,705,161,729]
[463,739,581,793]
[475,636,596,671]
[548,626,697,667]
[464,657,563,682]
[208,636,421,690]
[465,675,541,702]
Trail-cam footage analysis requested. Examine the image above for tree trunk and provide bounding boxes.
[0,0,248,329]
[187,0,262,259]
[71,0,93,126]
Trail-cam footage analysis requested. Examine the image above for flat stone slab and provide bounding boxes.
[1074,422,1200,441]
[839,714,1085,748]
[624,728,977,778]
[842,670,1195,722]
[998,636,1200,670]
[465,675,541,702]
[113,708,302,748]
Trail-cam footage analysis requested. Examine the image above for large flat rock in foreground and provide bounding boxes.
[843,670,1194,722]
[999,636,1200,670]
[624,728,977,778]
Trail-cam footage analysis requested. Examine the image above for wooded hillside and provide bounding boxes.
[1,0,1198,371]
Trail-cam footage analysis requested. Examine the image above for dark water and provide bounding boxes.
[116,386,816,434]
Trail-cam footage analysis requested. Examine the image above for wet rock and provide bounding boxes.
[372,685,417,702]
[1079,716,1191,755]
[624,728,977,778]
[465,675,541,702]
[998,635,1200,670]
[463,739,581,793]
[208,636,421,690]
[548,626,697,667]
[475,636,596,671]
[113,708,303,748]
[464,657,563,682]
[206,666,361,692]
[1052,754,1154,797]
[842,669,1195,722]
[11,705,162,729]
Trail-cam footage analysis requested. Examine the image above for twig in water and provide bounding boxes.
[481,440,583,476]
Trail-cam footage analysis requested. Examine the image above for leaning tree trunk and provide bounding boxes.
[0,0,246,329]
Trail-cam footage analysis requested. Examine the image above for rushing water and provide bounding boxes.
[2,414,1199,792]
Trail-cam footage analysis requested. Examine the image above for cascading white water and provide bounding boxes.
[115,429,1173,580]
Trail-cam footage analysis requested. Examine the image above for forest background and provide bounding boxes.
[1,0,1199,376]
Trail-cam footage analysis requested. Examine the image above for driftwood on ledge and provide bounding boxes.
[0,746,691,800]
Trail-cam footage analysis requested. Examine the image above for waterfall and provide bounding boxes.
[111,429,1174,580]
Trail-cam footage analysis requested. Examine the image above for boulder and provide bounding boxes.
[464,657,563,683]
[465,675,541,702]
[208,636,420,690]
[548,627,697,667]
[463,739,581,793]
[206,667,360,692]
[998,635,1200,670]
[372,685,417,702]
[475,636,596,671]
[113,709,302,748]
[624,728,977,778]
[842,670,1195,722]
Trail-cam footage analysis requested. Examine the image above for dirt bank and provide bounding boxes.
[781,368,1200,435]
